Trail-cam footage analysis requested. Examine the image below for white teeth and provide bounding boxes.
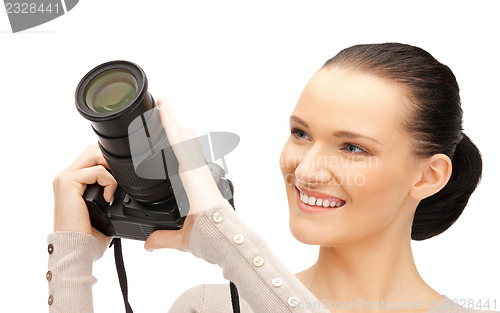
[307,196,316,205]
[299,190,345,208]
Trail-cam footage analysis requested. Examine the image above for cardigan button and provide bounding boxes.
[46,271,52,281]
[212,211,224,223]
[233,234,245,244]
[252,256,265,267]
[48,295,54,305]
[47,244,54,254]
[271,277,283,287]
[288,296,299,308]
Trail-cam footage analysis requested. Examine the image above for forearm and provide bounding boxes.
[189,199,329,313]
[46,231,103,313]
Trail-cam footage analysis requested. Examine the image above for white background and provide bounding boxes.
[0,1,499,312]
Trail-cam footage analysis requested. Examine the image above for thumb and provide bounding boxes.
[144,229,187,252]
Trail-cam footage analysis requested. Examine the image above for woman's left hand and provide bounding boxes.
[144,98,225,252]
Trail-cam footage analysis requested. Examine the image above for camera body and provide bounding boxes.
[83,162,234,241]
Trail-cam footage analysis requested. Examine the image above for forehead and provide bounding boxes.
[294,68,408,139]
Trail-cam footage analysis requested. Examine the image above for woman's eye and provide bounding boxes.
[290,127,310,140]
[342,143,369,155]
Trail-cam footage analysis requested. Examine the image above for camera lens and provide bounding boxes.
[84,69,137,113]
[75,60,180,204]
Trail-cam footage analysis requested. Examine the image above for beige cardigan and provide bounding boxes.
[46,199,498,313]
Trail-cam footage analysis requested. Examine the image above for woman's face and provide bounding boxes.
[280,67,421,247]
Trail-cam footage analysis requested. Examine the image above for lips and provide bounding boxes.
[295,186,346,213]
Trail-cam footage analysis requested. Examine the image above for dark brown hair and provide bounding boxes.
[323,43,482,240]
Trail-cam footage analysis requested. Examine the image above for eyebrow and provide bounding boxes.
[289,115,383,146]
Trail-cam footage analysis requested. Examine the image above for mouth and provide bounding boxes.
[295,186,346,213]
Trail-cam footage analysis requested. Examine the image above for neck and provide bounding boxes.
[296,218,443,311]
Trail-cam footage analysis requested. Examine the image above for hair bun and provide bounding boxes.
[411,133,483,240]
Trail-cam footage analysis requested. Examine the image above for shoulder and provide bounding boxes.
[433,296,500,313]
[168,284,253,313]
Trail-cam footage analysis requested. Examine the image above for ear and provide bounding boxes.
[409,154,452,200]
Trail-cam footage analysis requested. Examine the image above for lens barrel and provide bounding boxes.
[75,61,178,203]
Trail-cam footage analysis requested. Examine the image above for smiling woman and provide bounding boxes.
[46,43,496,313]
[280,43,490,311]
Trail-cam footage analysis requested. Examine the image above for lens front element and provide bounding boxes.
[84,69,137,113]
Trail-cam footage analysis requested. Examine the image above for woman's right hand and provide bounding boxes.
[52,144,118,250]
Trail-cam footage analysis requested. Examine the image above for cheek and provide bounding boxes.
[354,158,410,202]
[343,157,412,229]
[279,139,301,183]
[349,158,389,198]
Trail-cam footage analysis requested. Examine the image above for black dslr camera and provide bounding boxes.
[75,60,234,241]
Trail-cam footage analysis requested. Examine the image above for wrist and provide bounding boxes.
[181,166,224,214]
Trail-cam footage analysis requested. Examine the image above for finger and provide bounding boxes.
[72,165,118,202]
[157,96,168,107]
[67,144,110,171]
[144,229,186,252]
[157,98,196,145]
[157,98,205,173]
[158,97,185,129]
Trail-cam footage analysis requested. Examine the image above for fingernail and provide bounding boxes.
[147,249,154,252]
[109,196,114,207]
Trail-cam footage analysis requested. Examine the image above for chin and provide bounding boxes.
[288,208,357,247]
[289,214,331,246]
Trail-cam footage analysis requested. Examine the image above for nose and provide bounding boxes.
[294,150,334,187]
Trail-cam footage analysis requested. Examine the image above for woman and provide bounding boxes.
[47,43,497,313]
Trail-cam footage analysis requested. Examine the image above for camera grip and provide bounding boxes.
[82,183,116,237]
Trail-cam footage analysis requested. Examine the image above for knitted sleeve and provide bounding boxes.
[188,199,328,313]
[46,231,105,313]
